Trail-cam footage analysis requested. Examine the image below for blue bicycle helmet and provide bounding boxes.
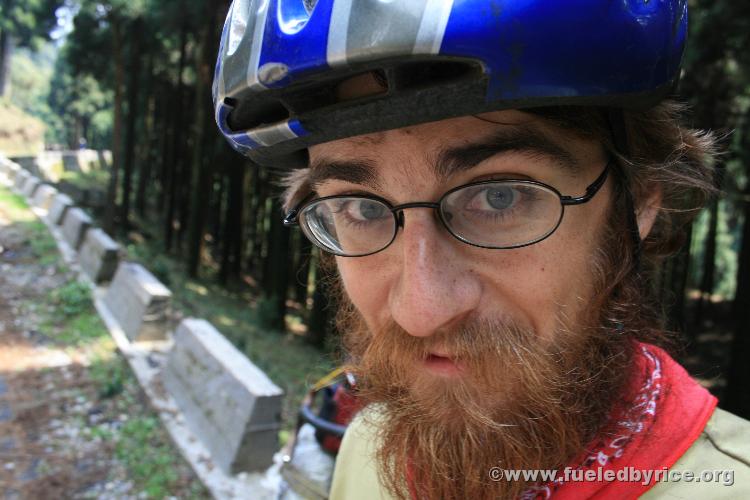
[213,0,688,167]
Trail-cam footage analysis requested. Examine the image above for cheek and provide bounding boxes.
[478,217,603,336]
[336,256,392,327]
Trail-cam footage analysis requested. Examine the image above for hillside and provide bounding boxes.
[0,101,45,156]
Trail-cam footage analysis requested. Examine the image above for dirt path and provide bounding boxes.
[0,188,207,499]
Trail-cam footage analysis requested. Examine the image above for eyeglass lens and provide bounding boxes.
[299,182,564,256]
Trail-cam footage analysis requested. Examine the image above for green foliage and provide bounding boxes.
[689,200,740,298]
[59,168,110,191]
[89,355,127,398]
[8,46,61,144]
[253,294,282,330]
[0,0,64,48]
[115,417,182,498]
[51,280,92,317]
[28,220,59,265]
[47,53,114,148]
[126,241,173,285]
[0,187,30,212]
[37,279,109,346]
[57,310,109,345]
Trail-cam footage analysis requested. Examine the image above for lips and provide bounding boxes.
[423,353,464,376]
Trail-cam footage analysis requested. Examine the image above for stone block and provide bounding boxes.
[32,184,58,210]
[0,158,14,175]
[162,318,283,473]
[61,207,92,250]
[13,170,30,192]
[79,228,120,283]
[21,176,41,198]
[46,193,74,225]
[103,262,171,341]
[5,162,20,182]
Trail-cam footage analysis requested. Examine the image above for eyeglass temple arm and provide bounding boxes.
[559,161,611,206]
[283,192,317,226]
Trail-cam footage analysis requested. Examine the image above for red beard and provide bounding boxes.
[339,306,635,500]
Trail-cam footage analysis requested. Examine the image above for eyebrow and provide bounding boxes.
[308,122,581,190]
[308,157,381,190]
[436,123,581,181]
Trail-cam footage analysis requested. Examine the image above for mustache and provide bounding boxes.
[344,315,587,414]
[350,315,538,359]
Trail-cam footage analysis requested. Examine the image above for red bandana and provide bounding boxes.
[523,342,717,499]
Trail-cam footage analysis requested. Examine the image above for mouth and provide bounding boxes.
[423,353,464,376]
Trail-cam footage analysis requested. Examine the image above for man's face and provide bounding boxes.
[310,110,612,356]
[308,110,637,499]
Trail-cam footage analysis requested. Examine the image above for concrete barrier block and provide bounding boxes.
[79,228,120,283]
[13,170,30,193]
[5,162,20,182]
[21,176,41,198]
[61,207,92,250]
[32,184,58,210]
[46,193,74,225]
[103,262,171,341]
[162,318,283,473]
[0,157,14,174]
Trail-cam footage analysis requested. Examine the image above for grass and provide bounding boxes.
[90,355,207,498]
[28,220,60,266]
[59,168,109,192]
[86,353,208,498]
[89,353,127,399]
[0,188,31,214]
[35,281,110,347]
[0,189,60,266]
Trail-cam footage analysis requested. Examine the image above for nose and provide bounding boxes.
[389,209,481,338]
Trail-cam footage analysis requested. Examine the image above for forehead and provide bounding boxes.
[307,110,605,190]
[309,110,599,168]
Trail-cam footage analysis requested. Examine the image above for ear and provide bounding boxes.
[636,187,662,240]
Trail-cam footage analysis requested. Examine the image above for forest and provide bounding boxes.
[1,0,749,421]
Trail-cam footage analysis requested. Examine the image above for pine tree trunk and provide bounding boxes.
[135,89,156,217]
[120,18,143,233]
[0,30,13,98]
[264,195,291,330]
[219,163,246,284]
[103,18,125,234]
[694,198,720,326]
[307,253,332,347]
[164,11,188,251]
[187,4,219,278]
[295,235,313,303]
[668,225,693,335]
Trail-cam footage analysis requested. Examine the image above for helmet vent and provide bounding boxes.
[303,0,318,14]
[391,60,483,91]
[227,97,291,132]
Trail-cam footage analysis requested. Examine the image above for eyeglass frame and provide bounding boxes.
[283,159,613,257]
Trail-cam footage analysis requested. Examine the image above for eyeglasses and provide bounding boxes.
[284,160,612,257]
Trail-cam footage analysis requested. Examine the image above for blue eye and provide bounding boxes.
[356,200,388,220]
[484,186,517,210]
